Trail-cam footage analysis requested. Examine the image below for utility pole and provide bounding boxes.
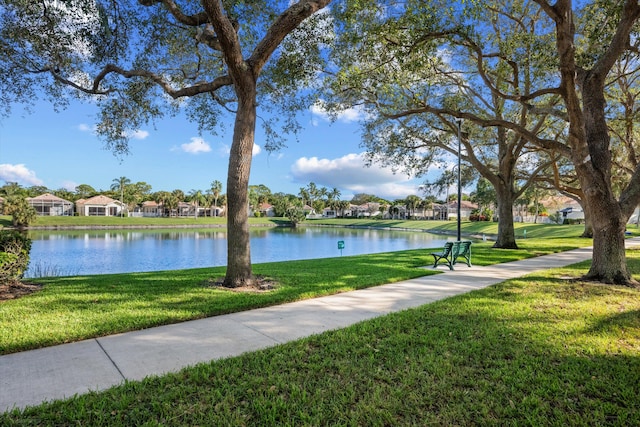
[456,119,462,241]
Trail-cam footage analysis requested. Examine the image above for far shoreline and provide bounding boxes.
[4,216,568,241]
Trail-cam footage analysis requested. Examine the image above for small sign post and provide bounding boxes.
[337,240,345,255]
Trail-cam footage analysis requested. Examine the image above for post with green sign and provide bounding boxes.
[338,240,345,256]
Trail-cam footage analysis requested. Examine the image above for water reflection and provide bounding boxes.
[27,227,452,277]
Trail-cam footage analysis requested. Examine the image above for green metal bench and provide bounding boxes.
[431,241,460,270]
[453,240,472,267]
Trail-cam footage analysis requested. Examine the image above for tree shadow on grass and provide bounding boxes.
[9,273,639,425]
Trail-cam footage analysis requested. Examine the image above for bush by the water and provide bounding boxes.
[0,230,32,284]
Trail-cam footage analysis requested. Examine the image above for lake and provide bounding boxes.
[26,226,453,277]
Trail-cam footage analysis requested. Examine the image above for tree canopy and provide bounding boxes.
[326,0,640,284]
[0,0,332,287]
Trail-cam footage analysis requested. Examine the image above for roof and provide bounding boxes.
[77,195,119,206]
[539,195,581,210]
[27,193,72,203]
[449,200,478,209]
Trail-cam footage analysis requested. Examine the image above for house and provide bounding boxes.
[76,195,123,216]
[558,206,585,224]
[350,202,381,218]
[210,206,225,217]
[140,200,163,217]
[430,200,477,221]
[322,207,337,218]
[258,203,275,217]
[448,200,477,220]
[540,195,584,224]
[177,201,196,217]
[27,193,74,216]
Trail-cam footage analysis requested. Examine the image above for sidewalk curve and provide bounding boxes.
[2,240,638,413]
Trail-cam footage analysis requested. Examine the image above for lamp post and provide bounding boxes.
[456,119,462,241]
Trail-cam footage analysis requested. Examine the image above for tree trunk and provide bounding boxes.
[546,0,640,286]
[577,199,593,238]
[584,195,631,284]
[578,78,634,285]
[493,182,518,249]
[223,85,257,288]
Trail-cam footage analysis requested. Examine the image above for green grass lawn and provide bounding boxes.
[2,220,639,423]
[0,237,588,355]
[308,217,605,238]
[2,248,639,425]
[0,217,594,357]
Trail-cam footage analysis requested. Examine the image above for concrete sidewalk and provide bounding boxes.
[0,242,632,413]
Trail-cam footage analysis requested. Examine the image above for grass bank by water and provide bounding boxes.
[2,219,639,423]
[0,237,588,355]
[2,247,639,425]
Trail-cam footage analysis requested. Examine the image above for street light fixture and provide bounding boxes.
[456,119,462,241]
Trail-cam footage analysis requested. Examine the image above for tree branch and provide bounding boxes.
[592,0,640,79]
[382,106,571,156]
[52,64,232,98]
[140,0,209,26]
[249,0,331,74]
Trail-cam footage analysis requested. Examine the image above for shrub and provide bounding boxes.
[3,196,37,228]
[469,209,491,222]
[285,205,306,227]
[563,218,583,225]
[0,230,32,284]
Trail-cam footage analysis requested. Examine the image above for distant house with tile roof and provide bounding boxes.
[140,200,163,217]
[76,195,123,216]
[27,193,74,216]
[257,203,275,217]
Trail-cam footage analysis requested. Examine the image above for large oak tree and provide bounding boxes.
[0,0,331,287]
[326,0,564,249]
[536,0,640,285]
[329,0,640,284]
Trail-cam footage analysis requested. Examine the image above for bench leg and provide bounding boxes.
[431,254,442,268]
[432,255,454,270]
[453,254,471,267]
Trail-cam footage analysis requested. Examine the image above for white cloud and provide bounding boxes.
[61,180,79,191]
[310,101,366,125]
[78,124,149,141]
[181,137,212,154]
[77,123,95,133]
[290,153,420,200]
[128,130,149,140]
[218,142,262,157]
[0,164,44,186]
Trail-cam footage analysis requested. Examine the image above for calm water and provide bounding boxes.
[26,226,453,277]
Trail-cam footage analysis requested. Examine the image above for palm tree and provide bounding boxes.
[298,187,310,207]
[4,196,37,229]
[0,182,26,197]
[171,189,185,201]
[110,176,131,217]
[188,189,207,219]
[329,187,341,203]
[338,200,351,218]
[153,191,172,216]
[210,180,223,216]
[405,195,421,219]
[164,193,180,217]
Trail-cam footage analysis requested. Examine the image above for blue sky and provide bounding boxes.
[0,99,427,201]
